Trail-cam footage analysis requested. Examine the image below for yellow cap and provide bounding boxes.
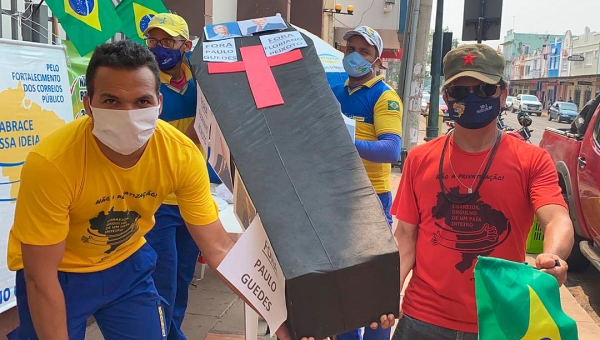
[144,13,190,40]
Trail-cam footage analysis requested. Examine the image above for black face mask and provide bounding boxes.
[447,94,501,129]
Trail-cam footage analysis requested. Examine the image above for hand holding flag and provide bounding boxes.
[536,253,568,286]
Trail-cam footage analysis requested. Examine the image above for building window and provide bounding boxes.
[523,45,531,54]
[562,59,568,70]
[585,51,593,66]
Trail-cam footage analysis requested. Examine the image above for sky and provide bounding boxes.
[430,0,599,49]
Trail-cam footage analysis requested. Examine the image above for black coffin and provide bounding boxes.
[190,25,400,338]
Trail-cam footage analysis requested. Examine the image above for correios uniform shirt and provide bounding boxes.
[7,116,218,273]
[159,59,199,205]
[332,75,403,194]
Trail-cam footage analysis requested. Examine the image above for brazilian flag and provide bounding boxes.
[475,256,578,339]
[46,0,122,56]
[116,0,169,44]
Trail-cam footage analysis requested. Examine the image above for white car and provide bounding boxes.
[505,96,515,111]
[512,94,543,116]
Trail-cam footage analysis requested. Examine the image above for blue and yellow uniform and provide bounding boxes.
[333,75,403,194]
[332,75,403,224]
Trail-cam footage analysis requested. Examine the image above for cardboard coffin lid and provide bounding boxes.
[190,27,399,337]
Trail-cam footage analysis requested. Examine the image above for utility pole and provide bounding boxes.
[399,0,433,165]
[425,0,443,141]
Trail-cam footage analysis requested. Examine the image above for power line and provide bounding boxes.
[356,0,376,27]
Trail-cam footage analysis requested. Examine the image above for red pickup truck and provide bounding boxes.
[539,95,600,272]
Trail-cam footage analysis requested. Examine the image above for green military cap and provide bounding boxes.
[443,44,505,86]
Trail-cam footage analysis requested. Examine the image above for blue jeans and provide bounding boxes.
[146,204,200,340]
[377,191,393,227]
[392,315,478,340]
[15,243,166,340]
[337,191,393,340]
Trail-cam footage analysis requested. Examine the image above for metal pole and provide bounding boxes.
[11,0,19,40]
[401,0,432,153]
[397,0,413,98]
[400,0,419,154]
[477,0,486,43]
[425,0,443,141]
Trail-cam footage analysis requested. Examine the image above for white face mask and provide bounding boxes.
[90,105,160,155]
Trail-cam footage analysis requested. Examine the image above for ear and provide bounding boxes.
[182,40,193,53]
[83,93,92,118]
[373,58,383,68]
[500,87,508,107]
[158,93,164,116]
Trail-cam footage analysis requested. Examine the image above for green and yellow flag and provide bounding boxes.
[63,41,92,119]
[475,256,578,340]
[116,0,169,44]
[46,0,121,56]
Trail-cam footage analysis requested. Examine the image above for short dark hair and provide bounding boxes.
[86,40,160,98]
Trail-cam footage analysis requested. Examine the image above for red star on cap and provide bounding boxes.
[462,52,477,66]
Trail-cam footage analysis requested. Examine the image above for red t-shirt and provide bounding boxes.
[391,133,566,333]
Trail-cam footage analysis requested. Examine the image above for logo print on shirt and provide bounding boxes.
[387,100,400,111]
[431,187,511,273]
[82,207,141,254]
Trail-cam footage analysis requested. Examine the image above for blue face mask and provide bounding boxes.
[447,93,501,130]
[343,52,376,78]
[150,45,183,71]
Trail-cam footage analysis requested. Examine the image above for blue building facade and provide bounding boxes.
[548,38,562,78]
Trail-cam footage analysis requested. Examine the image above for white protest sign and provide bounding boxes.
[259,31,307,57]
[208,122,234,192]
[203,38,238,63]
[341,113,356,142]
[193,84,214,155]
[217,215,287,336]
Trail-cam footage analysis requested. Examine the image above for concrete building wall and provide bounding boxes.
[164,0,206,37]
[237,0,290,21]
[205,0,237,25]
[570,27,600,77]
[560,30,573,77]
[333,0,400,31]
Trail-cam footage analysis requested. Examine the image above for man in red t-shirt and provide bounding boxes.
[390,44,574,339]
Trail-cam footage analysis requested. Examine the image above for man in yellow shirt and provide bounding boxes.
[6,40,299,340]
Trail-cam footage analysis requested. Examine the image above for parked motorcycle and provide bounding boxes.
[509,111,534,143]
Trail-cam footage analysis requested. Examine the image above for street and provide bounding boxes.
[500,109,570,145]
[501,110,600,326]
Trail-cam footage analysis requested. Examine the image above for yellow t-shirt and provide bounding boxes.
[7,116,219,273]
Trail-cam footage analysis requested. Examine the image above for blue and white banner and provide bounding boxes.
[0,39,73,313]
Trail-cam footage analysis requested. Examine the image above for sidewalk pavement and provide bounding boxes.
[85,259,600,340]
[84,116,600,339]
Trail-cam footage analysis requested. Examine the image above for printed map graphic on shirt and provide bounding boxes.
[83,207,141,254]
[432,187,512,273]
[0,83,66,202]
